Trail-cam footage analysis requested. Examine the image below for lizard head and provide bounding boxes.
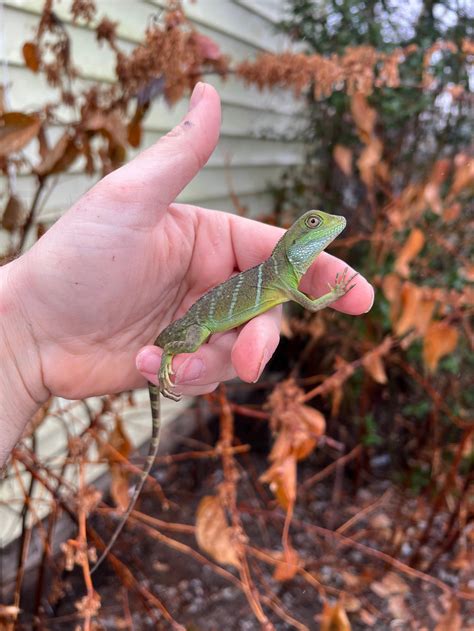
[281,210,347,277]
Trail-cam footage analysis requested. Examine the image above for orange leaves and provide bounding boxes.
[260,380,325,508]
[195,494,241,568]
[361,337,392,385]
[1,195,25,232]
[320,600,352,631]
[22,41,41,72]
[260,455,297,510]
[423,159,451,214]
[382,278,459,372]
[350,93,388,191]
[272,544,300,582]
[105,418,132,512]
[434,599,462,631]
[351,92,376,139]
[448,153,474,199]
[394,228,425,278]
[362,349,388,384]
[0,112,41,156]
[333,144,353,176]
[423,321,459,373]
[35,132,81,177]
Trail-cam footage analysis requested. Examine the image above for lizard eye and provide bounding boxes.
[305,215,321,229]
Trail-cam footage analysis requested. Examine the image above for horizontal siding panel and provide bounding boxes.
[11,164,283,222]
[5,63,303,120]
[144,100,306,139]
[149,0,290,52]
[234,0,285,24]
[192,191,276,218]
[3,63,306,139]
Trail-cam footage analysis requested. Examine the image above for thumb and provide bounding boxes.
[103,82,221,212]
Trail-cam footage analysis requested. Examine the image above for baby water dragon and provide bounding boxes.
[91,209,356,572]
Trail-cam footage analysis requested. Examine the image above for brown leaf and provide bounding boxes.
[394,228,425,278]
[423,321,459,373]
[357,138,383,189]
[333,144,353,176]
[415,298,436,336]
[83,109,128,148]
[107,418,132,511]
[331,385,343,418]
[442,202,461,222]
[387,595,410,621]
[434,598,462,631]
[351,92,376,139]
[382,273,402,324]
[35,132,80,176]
[1,195,25,231]
[110,468,130,512]
[260,455,297,509]
[22,42,40,72]
[448,153,474,198]
[37,222,47,239]
[37,126,50,161]
[320,600,352,631]
[459,264,474,282]
[0,112,41,156]
[423,159,451,214]
[273,545,300,582]
[127,118,142,148]
[394,283,422,336]
[195,495,241,568]
[280,313,293,338]
[371,572,409,597]
[363,352,387,384]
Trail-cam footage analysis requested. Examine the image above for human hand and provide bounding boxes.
[0,82,373,459]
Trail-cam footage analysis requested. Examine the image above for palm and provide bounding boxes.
[20,200,237,398]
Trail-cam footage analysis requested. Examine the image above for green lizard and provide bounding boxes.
[91,209,356,573]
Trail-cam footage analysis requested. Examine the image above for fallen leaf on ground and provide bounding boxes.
[195,495,241,568]
[320,600,352,631]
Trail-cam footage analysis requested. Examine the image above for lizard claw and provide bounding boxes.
[159,353,182,401]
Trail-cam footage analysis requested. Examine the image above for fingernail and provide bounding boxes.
[253,349,269,383]
[189,82,205,111]
[175,358,204,384]
[136,350,160,374]
[364,285,375,313]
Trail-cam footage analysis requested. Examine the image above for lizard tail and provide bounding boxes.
[90,382,162,574]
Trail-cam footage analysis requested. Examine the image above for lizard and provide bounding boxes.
[90,209,356,573]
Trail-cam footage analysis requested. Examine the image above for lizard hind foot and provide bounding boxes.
[161,385,182,402]
[159,353,182,401]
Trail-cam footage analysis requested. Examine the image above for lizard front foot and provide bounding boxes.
[328,267,358,299]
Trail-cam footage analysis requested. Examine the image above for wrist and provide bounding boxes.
[0,261,49,465]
